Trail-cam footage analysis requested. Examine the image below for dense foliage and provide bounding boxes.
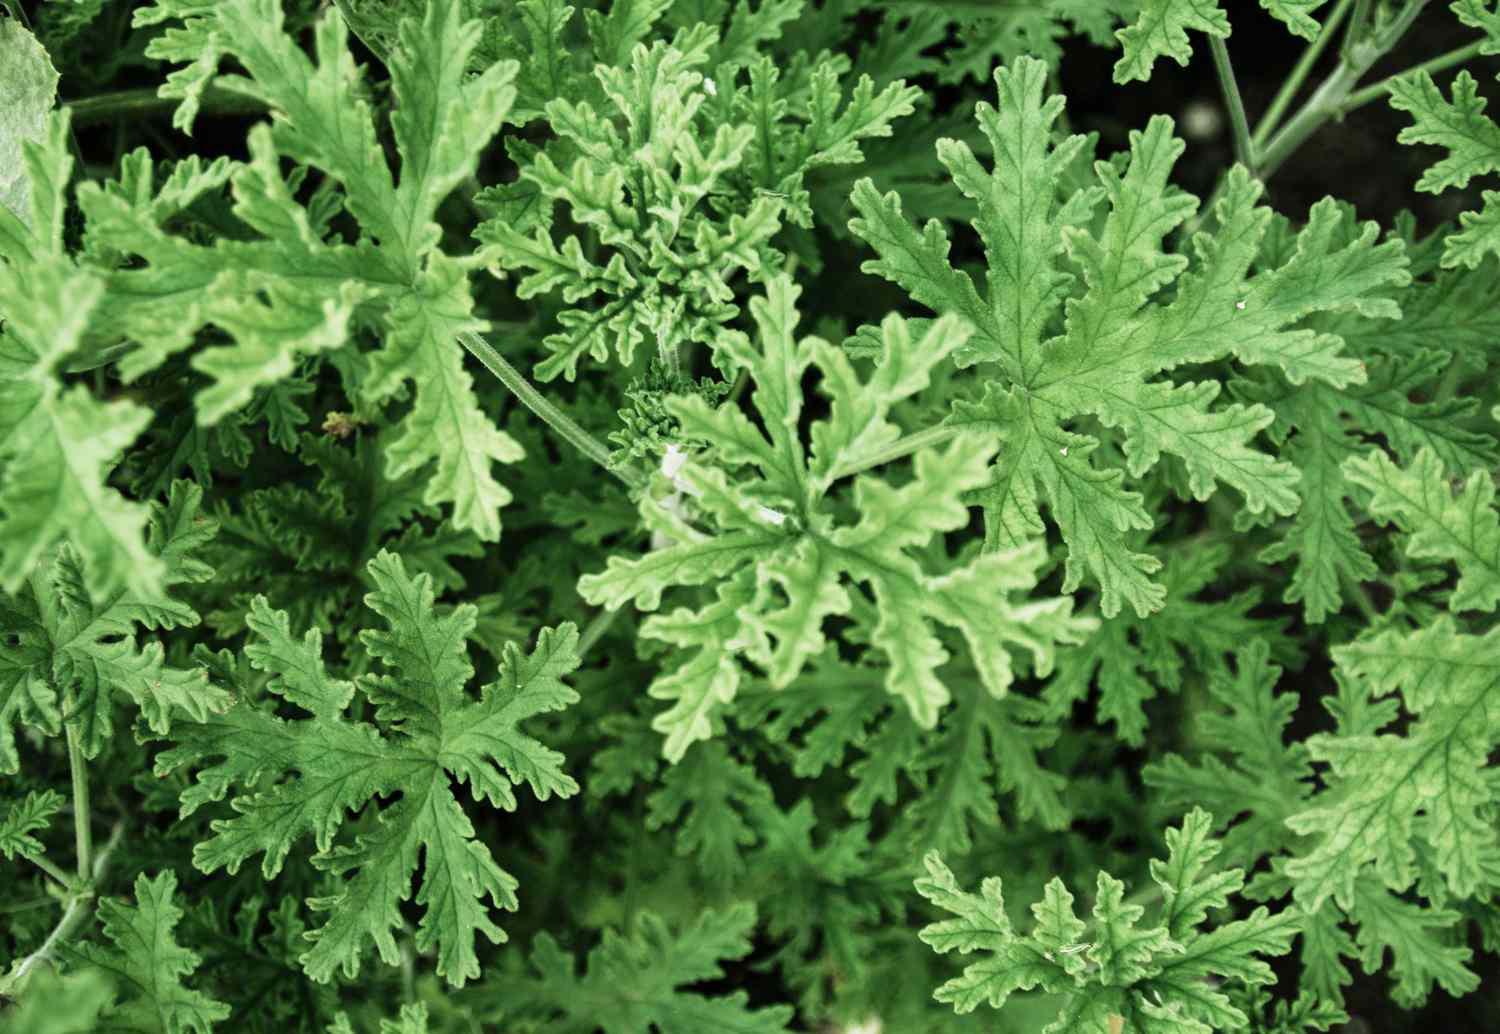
[3,0,1500,1031]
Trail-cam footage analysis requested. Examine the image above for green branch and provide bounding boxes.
[1339,39,1489,113]
[1209,37,1257,173]
[66,725,92,883]
[1253,0,1354,148]
[831,425,959,481]
[1258,0,1433,179]
[456,329,647,492]
[64,83,267,128]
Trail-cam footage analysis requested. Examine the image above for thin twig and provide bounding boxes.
[1339,39,1489,113]
[1209,37,1257,174]
[456,329,648,492]
[1252,0,1354,148]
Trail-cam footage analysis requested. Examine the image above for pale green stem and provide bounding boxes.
[0,822,122,996]
[1,895,93,991]
[64,83,266,128]
[455,329,647,492]
[28,853,71,889]
[577,605,623,658]
[1258,0,1432,180]
[1339,39,1488,112]
[1209,37,1257,173]
[1252,0,1354,148]
[1433,360,1465,404]
[1342,571,1381,623]
[400,937,416,1003]
[1343,0,1375,59]
[66,725,92,882]
[830,425,958,481]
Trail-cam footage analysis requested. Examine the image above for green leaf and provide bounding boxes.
[0,18,59,233]
[158,551,580,986]
[1388,69,1500,268]
[1143,640,1312,869]
[0,481,227,772]
[580,275,1090,759]
[512,904,795,1034]
[1045,543,1288,744]
[0,111,162,604]
[121,0,525,541]
[1288,617,1500,907]
[0,788,64,861]
[68,870,231,1034]
[0,970,113,1034]
[918,809,1299,1033]
[1343,448,1500,613]
[1260,0,1329,40]
[1113,0,1230,84]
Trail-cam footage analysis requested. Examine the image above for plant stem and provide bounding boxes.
[1252,0,1354,148]
[830,426,958,481]
[29,853,72,889]
[1,894,93,991]
[1339,39,1488,113]
[66,726,92,882]
[1433,358,1465,403]
[577,605,623,658]
[1343,0,1374,60]
[64,83,266,128]
[1209,37,1257,173]
[1258,0,1432,180]
[0,823,123,996]
[456,329,647,491]
[1342,572,1381,623]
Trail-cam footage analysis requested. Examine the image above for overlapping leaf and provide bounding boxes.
[66,870,230,1034]
[156,551,580,986]
[580,274,1090,759]
[852,55,1410,616]
[105,0,524,540]
[918,809,1299,1033]
[1388,3,1500,268]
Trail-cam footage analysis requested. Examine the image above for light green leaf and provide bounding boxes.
[1113,0,1230,84]
[919,809,1297,1031]
[1289,618,1500,907]
[68,870,231,1034]
[1344,448,1500,613]
[159,551,579,986]
[1389,69,1500,268]
[0,18,59,232]
[852,59,1409,616]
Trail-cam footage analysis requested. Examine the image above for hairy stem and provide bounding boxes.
[66,725,92,882]
[1252,0,1354,148]
[1209,37,1257,173]
[28,853,72,889]
[456,329,647,491]
[831,426,959,481]
[1340,39,1488,113]
[1258,0,1432,180]
[1343,0,1375,59]
[0,822,123,996]
[64,83,266,128]
[577,605,624,658]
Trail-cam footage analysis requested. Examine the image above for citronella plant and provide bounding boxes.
[2,1,1500,1032]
